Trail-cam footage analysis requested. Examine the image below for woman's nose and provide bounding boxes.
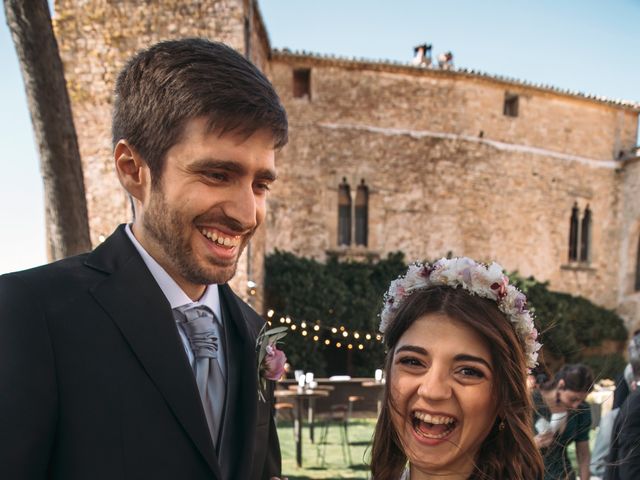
[417,366,452,401]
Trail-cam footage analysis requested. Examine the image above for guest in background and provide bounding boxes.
[533,364,594,480]
[605,335,640,480]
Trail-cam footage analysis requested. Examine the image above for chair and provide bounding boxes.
[316,395,364,466]
[274,402,294,426]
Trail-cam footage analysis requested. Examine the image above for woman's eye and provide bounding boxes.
[398,356,423,367]
[458,367,485,378]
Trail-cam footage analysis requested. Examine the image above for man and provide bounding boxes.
[605,333,640,480]
[0,38,288,480]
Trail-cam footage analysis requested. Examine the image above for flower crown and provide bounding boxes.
[379,257,542,370]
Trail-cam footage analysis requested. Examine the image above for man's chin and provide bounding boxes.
[196,260,239,285]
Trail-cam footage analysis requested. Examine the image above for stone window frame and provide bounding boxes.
[293,68,311,99]
[503,92,519,117]
[335,178,370,251]
[566,202,593,267]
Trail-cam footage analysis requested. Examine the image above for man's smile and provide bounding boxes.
[198,227,242,248]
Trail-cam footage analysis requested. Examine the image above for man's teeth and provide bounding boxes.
[200,228,241,247]
[413,412,456,425]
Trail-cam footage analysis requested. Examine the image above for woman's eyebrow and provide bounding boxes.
[454,354,492,370]
[395,345,428,355]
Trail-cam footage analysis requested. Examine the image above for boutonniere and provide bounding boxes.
[256,324,288,402]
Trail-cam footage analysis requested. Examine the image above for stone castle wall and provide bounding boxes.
[267,57,639,327]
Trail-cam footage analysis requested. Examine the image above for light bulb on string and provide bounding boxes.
[331,327,338,334]
[290,324,297,331]
[267,309,274,318]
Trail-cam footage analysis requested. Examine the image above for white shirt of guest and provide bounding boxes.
[124,224,226,376]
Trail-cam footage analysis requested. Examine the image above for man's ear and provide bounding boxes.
[557,379,565,390]
[114,140,150,203]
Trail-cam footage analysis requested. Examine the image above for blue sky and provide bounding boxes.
[1,1,638,274]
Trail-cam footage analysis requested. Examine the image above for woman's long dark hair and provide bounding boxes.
[539,363,594,393]
[370,286,545,479]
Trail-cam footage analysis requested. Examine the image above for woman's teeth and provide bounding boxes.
[200,228,240,247]
[412,412,457,439]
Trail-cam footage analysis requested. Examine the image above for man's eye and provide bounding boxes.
[204,172,227,181]
[255,183,271,192]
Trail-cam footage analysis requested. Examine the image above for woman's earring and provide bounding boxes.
[498,420,505,431]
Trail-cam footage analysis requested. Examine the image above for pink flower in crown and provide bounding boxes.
[514,292,527,313]
[263,344,287,381]
[491,276,509,300]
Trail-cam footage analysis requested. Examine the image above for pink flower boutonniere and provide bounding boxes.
[256,324,288,402]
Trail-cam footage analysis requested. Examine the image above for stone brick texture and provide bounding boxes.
[53,0,640,332]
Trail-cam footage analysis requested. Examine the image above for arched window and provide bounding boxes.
[568,203,579,261]
[338,178,352,246]
[580,205,592,262]
[635,236,640,292]
[355,179,369,247]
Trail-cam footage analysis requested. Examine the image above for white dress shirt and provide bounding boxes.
[124,224,226,376]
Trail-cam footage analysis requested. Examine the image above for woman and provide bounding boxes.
[533,364,593,480]
[370,257,545,479]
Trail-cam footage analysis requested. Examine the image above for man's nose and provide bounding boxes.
[222,183,258,230]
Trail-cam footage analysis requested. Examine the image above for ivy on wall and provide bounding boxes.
[265,251,629,379]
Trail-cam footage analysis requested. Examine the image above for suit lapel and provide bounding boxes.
[85,227,222,478]
[217,284,259,480]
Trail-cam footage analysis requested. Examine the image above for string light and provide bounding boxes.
[264,308,385,351]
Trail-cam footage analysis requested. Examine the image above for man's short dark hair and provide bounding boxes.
[112,38,288,183]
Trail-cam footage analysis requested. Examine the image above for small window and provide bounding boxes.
[503,93,519,117]
[635,236,640,291]
[568,203,579,262]
[338,178,351,246]
[580,206,592,262]
[293,68,311,99]
[355,179,369,247]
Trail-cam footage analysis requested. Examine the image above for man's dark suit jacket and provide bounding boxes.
[0,225,281,479]
[605,390,640,480]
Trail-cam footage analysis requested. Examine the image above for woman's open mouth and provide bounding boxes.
[411,411,458,440]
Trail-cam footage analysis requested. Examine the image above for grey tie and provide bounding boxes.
[175,304,225,449]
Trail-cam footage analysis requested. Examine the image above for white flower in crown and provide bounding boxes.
[379,256,542,370]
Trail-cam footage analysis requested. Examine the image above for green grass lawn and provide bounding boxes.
[277,417,376,480]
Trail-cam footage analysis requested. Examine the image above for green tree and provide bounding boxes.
[264,251,406,376]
